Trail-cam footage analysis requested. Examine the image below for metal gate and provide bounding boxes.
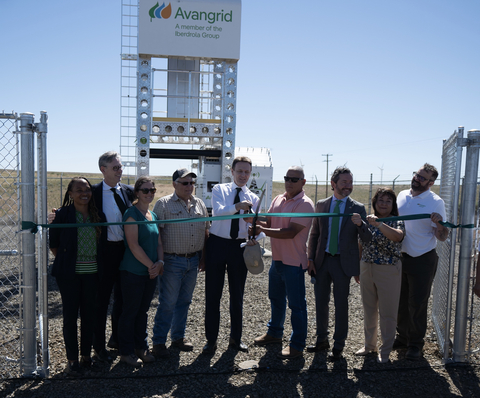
[432,127,480,362]
[0,112,49,378]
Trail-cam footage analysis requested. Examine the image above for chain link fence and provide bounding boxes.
[432,128,462,360]
[0,113,22,378]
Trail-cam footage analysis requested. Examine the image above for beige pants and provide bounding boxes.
[360,260,402,359]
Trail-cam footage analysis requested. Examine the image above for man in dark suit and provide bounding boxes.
[91,151,134,362]
[307,167,372,360]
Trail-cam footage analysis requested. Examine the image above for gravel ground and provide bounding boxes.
[2,239,480,397]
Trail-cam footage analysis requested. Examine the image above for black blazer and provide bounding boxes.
[308,196,372,277]
[49,204,105,279]
[92,181,135,253]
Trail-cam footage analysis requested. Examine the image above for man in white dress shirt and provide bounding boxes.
[202,156,259,355]
[91,152,134,362]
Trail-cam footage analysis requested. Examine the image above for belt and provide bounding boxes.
[107,240,124,246]
[325,252,340,257]
[165,251,200,258]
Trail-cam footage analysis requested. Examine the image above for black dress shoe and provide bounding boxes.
[202,341,217,355]
[107,338,119,350]
[392,339,407,350]
[93,349,114,363]
[306,339,330,353]
[228,338,248,352]
[405,346,421,361]
[328,348,342,361]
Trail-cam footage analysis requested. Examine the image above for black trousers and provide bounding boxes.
[118,270,157,355]
[205,234,248,343]
[56,273,98,360]
[397,249,438,349]
[93,241,124,352]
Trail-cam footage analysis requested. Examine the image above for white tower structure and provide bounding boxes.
[120,0,242,201]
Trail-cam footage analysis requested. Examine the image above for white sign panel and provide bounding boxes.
[139,0,241,60]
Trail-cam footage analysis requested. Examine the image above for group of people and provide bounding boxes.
[49,151,448,373]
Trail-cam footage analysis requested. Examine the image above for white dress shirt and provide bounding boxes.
[209,182,259,240]
[102,181,126,242]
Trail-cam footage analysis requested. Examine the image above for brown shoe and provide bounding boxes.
[135,349,155,363]
[254,333,282,346]
[152,343,170,358]
[306,339,330,353]
[171,338,194,352]
[120,354,142,368]
[277,346,303,359]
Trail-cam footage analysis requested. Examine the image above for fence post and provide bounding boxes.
[453,130,480,362]
[19,113,36,376]
[36,111,49,377]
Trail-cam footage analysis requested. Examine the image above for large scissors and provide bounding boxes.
[249,189,265,241]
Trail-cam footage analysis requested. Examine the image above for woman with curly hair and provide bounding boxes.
[49,177,104,375]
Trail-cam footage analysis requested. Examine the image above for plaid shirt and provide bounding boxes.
[153,192,209,254]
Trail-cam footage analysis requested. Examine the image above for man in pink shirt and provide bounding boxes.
[251,166,314,359]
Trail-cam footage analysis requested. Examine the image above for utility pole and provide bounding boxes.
[378,164,384,185]
[322,154,332,198]
[392,174,400,192]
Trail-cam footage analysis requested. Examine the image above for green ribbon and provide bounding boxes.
[21,212,475,234]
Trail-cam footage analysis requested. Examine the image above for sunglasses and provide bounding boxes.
[138,188,157,194]
[412,172,432,183]
[284,176,302,183]
[177,181,195,186]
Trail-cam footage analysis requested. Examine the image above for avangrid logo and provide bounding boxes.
[149,2,172,21]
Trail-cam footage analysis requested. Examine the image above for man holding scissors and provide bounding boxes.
[203,156,259,355]
[251,166,314,359]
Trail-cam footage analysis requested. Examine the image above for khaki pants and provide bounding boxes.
[360,260,402,359]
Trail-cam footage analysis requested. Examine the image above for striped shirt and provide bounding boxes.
[75,211,98,274]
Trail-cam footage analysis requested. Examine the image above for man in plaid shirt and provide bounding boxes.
[151,168,209,358]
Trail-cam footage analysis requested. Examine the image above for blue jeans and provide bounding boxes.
[267,261,307,351]
[152,253,199,345]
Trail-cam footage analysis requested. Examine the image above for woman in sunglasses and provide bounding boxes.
[117,176,164,367]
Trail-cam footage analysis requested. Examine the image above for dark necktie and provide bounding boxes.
[111,188,128,215]
[229,187,242,239]
[329,199,341,255]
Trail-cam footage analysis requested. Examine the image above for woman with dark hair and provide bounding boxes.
[118,176,163,367]
[49,177,104,374]
[355,188,405,363]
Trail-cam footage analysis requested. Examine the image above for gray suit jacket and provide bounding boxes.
[307,196,372,277]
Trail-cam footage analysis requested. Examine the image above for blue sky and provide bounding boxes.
[2,0,479,183]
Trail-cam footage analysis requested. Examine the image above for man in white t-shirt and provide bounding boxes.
[395,163,448,360]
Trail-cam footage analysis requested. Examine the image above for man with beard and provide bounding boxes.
[307,167,372,360]
[394,163,448,360]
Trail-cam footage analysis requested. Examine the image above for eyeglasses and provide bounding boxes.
[177,181,195,186]
[112,165,123,172]
[284,176,302,183]
[412,172,432,183]
[138,188,156,194]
